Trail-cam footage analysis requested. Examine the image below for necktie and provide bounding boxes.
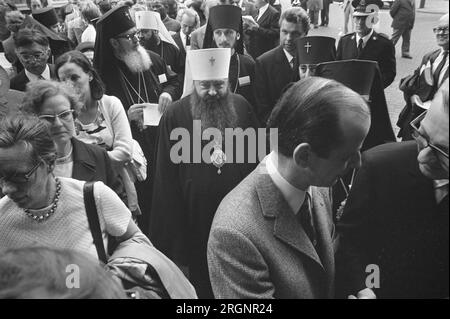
[186,34,190,47]
[357,38,364,57]
[297,193,317,247]
[433,50,448,86]
[290,56,296,70]
[38,75,45,80]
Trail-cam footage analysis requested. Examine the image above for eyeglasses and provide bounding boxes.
[410,111,449,159]
[433,27,449,34]
[17,52,47,62]
[116,32,139,42]
[39,109,74,123]
[0,161,42,186]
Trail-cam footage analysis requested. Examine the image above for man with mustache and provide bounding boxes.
[149,48,260,298]
[203,4,256,109]
[94,4,180,233]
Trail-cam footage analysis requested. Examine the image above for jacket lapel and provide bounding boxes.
[310,187,335,297]
[71,137,97,182]
[275,46,295,80]
[256,6,270,25]
[255,163,325,271]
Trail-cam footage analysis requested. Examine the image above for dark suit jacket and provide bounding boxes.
[336,31,396,88]
[71,137,127,204]
[336,142,449,299]
[208,162,337,298]
[397,49,448,139]
[390,0,415,30]
[247,5,280,59]
[254,45,296,124]
[9,64,57,92]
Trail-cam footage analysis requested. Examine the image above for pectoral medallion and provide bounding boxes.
[211,143,226,174]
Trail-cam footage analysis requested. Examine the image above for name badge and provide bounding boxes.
[238,76,251,86]
[158,73,167,84]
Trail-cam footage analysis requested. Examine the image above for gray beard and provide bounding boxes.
[190,90,238,138]
[116,45,152,74]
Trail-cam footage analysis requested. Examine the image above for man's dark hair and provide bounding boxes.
[279,6,310,34]
[267,77,369,158]
[13,27,49,48]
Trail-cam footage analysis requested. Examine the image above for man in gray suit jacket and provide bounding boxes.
[208,77,371,298]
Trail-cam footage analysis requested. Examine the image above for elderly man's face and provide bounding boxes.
[0,145,47,209]
[194,79,229,99]
[181,14,197,36]
[16,43,50,76]
[435,16,449,50]
[112,28,140,53]
[415,91,449,180]
[353,16,371,37]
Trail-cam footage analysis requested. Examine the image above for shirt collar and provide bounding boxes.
[356,29,374,46]
[283,49,294,64]
[25,64,50,82]
[266,151,311,214]
[258,3,269,16]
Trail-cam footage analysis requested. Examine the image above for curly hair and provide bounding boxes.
[279,7,310,36]
[21,80,83,118]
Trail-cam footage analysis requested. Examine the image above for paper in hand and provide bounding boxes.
[143,103,162,126]
[242,15,258,27]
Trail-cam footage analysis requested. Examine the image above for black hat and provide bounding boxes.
[295,36,336,65]
[95,4,135,40]
[352,0,384,17]
[315,59,378,99]
[208,5,242,32]
[32,7,59,28]
[203,5,244,54]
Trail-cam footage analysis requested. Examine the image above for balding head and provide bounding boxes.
[435,13,449,49]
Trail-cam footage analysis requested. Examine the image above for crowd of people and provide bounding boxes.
[0,0,448,299]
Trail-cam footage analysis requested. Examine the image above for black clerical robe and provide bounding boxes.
[142,40,184,77]
[103,50,181,235]
[229,53,256,111]
[149,93,260,298]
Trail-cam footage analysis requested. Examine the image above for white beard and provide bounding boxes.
[117,45,152,74]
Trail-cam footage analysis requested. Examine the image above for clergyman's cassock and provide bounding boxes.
[149,48,260,298]
[94,5,181,232]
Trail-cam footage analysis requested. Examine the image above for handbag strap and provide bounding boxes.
[83,182,108,264]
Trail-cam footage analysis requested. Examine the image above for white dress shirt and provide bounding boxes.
[256,3,269,21]
[283,49,294,69]
[266,151,311,215]
[432,48,449,87]
[25,64,50,82]
[355,29,374,49]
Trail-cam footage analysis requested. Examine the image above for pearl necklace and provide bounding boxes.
[24,178,62,223]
